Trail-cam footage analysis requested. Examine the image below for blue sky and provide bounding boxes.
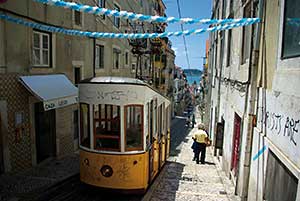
[164,0,212,70]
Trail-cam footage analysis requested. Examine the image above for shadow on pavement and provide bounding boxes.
[150,161,185,201]
[204,161,216,165]
[170,116,192,157]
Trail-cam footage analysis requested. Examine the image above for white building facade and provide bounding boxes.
[208,0,300,200]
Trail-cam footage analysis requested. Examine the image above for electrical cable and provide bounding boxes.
[176,0,191,69]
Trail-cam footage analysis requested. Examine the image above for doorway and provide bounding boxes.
[231,113,241,176]
[35,102,56,163]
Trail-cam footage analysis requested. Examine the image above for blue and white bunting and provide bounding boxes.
[34,0,260,26]
[0,14,260,39]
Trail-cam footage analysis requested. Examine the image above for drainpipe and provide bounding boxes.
[241,0,264,200]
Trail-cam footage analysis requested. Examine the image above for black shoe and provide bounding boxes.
[201,162,205,164]
[192,158,196,161]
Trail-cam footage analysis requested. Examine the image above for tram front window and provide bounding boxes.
[94,104,120,151]
[80,103,90,148]
[125,105,143,151]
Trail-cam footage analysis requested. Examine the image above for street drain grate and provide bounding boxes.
[219,190,227,195]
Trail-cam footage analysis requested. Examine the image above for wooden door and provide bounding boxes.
[231,113,241,175]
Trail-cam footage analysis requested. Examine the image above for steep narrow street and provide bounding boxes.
[144,108,239,201]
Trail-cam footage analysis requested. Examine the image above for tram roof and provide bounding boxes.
[80,76,171,102]
[80,76,147,86]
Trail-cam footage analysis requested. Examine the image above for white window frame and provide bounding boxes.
[112,46,121,70]
[95,44,105,69]
[98,0,105,7]
[113,3,121,29]
[98,0,106,20]
[277,0,300,69]
[32,31,51,67]
[72,10,84,28]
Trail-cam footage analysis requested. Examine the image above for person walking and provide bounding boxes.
[192,124,209,164]
[191,114,196,128]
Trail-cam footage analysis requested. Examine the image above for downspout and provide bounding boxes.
[241,0,264,200]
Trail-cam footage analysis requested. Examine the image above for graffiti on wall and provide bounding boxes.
[266,112,299,146]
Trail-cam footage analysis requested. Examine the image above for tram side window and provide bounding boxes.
[94,104,120,151]
[125,105,143,151]
[80,103,90,148]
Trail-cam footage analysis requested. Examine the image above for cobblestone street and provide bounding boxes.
[0,108,240,201]
[144,109,240,201]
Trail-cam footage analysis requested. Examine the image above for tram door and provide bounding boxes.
[165,106,170,159]
[148,100,155,182]
[157,105,162,169]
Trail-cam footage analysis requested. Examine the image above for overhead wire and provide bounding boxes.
[176,0,191,69]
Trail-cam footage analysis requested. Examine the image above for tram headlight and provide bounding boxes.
[83,158,89,166]
[100,165,113,177]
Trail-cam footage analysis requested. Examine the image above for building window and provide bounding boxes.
[229,0,233,14]
[282,0,300,58]
[94,104,120,151]
[98,0,106,20]
[125,105,143,151]
[113,4,120,28]
[162,55,167,68]
[144,59,148,70]
[113,48,121,69]
[155,54,161,62]
[125,51,129,66]
[95,45,104,69]
[241,3,251,64]
[226,29,232,67]
[74,10,82,26]
[74,67,81,86]
[33,31,50,67]
[80,103,90,148]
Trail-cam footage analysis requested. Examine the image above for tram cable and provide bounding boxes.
[176,0,191,69]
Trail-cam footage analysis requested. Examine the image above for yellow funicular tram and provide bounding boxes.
[78,77,171,192]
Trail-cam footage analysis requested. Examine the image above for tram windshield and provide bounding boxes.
[125,105,143,151]
[93,104,121,151]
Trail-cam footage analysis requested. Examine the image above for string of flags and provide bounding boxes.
[0,14,260,39]
[34,0,259,26]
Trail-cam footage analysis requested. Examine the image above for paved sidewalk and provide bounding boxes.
[0,153,79,201]
[144,108,240,201]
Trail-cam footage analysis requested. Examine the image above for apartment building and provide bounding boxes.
[207,0,300,200]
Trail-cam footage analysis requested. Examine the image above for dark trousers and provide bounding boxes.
[195,143,206,164]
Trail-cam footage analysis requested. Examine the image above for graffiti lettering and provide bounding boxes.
[266,112,283,134]
[97,90,138,101]
[284,118,299,146]
[82,90,138,101]
[266,111,299,146]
